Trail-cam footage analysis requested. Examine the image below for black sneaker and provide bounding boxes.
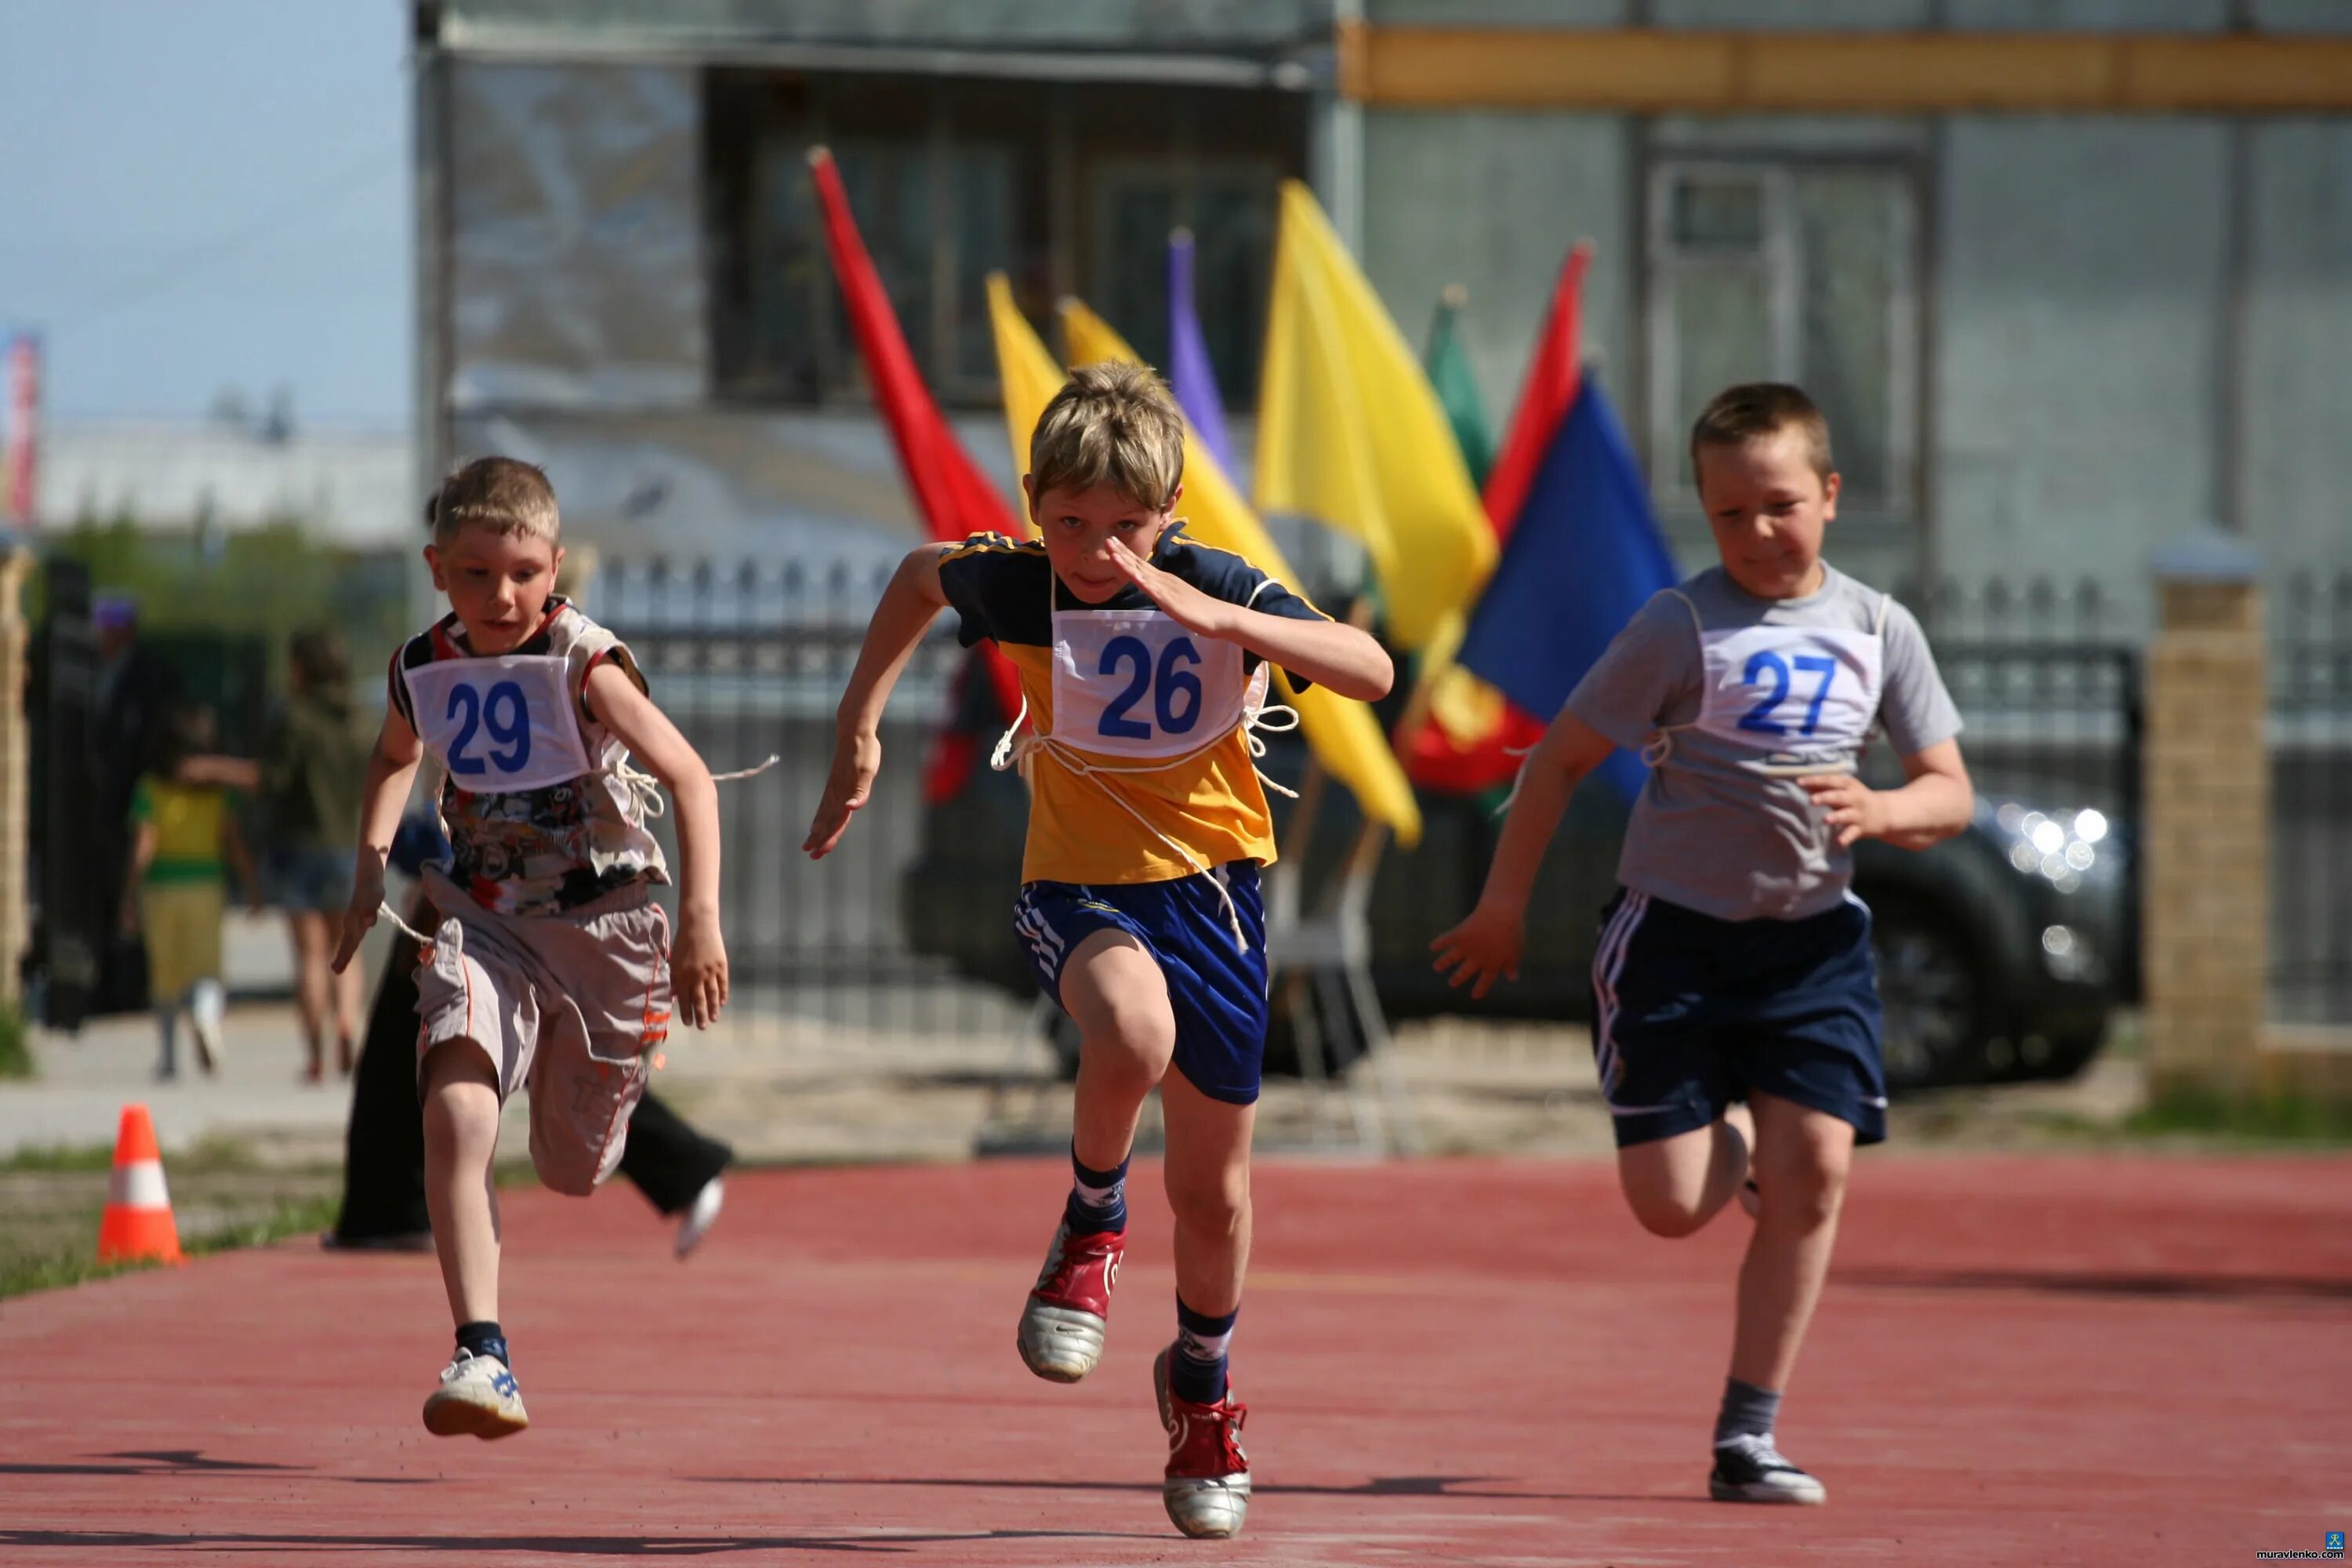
[1709,1434,1827,1504]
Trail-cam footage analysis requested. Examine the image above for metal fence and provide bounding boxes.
[2273,571,2352,1025]
[601,561,2163,1050]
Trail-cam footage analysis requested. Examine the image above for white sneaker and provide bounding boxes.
[422,1349,528,1439]
[674,1177,724,1260]
[1709,1433,1826,1504]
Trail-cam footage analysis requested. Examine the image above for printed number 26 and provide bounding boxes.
[446,680,532,775]
[1098,635,1204,739]
[1738,651,1838,736]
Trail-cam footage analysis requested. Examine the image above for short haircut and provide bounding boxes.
[426,456,561,546]
[1689,383,1835,488]
[1028,361,1185,513]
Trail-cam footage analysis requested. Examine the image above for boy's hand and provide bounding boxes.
[803,731,880,859]
[1430,901,1526,1000]
[1798,772,1889,848]
[672,909,729,1029]
[1106,537,1239,641]
[330,864,385,975]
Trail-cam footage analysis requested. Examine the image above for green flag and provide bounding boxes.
[1423,283,1496,491]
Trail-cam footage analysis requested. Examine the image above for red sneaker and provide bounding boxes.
[1015,1221,1123,1383]
[1152,1345,1250,1538]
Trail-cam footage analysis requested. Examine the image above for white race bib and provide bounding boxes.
[1049,608,1248,761]
[1696,626,1882,775]
[405,654,593,793]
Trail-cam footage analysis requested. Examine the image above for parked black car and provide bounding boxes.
[901,666,2127,1094]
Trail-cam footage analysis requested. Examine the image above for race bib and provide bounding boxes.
[1050,608,1248,761]
[404,654,593,793]
[1696,626,1882,775]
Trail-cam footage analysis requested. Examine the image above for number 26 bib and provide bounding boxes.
[404,654,593,793]
[1695,626,1883,776]
[1050,609,1249,762]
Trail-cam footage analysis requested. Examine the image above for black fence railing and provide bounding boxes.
[2273,571,2352,1025]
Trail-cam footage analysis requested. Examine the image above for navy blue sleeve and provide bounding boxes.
[935,534,1036,648]
[1174,539,1334,690]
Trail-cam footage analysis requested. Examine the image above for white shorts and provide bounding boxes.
[413,869,673,1196]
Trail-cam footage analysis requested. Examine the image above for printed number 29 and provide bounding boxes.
[1738,651,1838,736]
[446,681,532,775]
[1098,635,1204,739]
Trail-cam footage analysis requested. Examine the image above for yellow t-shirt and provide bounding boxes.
[935,528,1330,886]
[130,776,230,885]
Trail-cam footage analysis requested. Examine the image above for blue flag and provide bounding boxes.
[1165,230,1237,476]
[1456,374,1677,802]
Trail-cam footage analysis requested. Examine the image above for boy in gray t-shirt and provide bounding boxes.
[1433,383,1973,1508]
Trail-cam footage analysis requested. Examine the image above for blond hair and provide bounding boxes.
[1028,361,1185,513]
[1689,383,1835,489]
[426,456,561,546]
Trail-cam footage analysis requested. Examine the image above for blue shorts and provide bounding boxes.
[1013,864,1269,1106]
[266,844,356,914]
[1590,887,1887,1149]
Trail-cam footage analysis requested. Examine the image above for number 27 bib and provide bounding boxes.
[1050,609,1248,761]
[405,654,593,793]
[1695,626,1883,776]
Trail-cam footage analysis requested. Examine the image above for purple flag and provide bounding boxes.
[1166,230,1236,475]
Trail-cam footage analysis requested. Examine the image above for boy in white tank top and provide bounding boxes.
[1434,384,1973,1506]
[332,457,731,1440]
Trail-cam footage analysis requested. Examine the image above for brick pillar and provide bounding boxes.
[0,550,28,1006]
[2143,532,2267,1097]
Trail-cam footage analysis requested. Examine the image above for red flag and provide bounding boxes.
[808,147,1025,795]
[1396,245,1592,793]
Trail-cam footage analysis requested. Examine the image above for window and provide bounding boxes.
[1645,159,1919,515]
[707,72,1308,408]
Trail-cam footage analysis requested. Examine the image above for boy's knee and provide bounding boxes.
[1165,1170,1249,1236]
[1759,1156,1847,1229]
[1080,1011,1174,1080]
[1624,1190,1711,1240]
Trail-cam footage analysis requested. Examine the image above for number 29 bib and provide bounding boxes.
[1695,626,1883,777]
[403,654,593,793]
[1049,608,1250,762]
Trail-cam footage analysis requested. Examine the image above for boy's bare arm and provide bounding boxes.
[221,812,261,910]
[1799,739,1972,851]
[1431,708,1616,998]
[804,545,951,859]
[586,662,729,1027]
[1103,537,1393,701]
[332,707,425,973]
[120,822,158,934]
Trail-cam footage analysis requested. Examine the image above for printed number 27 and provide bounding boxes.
[1098,635,1204,739]
[446,681,532,775]
[1738,652,1838,736]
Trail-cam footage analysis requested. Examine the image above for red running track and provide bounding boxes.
[2,1153,2347,1566]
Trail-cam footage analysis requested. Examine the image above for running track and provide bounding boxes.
[3,1154,2347,1565]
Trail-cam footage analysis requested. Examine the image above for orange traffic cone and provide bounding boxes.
[96,1104,183,1265]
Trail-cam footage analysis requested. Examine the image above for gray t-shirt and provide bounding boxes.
[1566,564,1962,922]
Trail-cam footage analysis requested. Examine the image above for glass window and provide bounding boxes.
[1646,159,1917,514]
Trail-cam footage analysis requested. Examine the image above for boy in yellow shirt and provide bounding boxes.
[807,363,1392,1538]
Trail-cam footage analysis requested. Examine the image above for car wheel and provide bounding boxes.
[1871,898,1994,1092]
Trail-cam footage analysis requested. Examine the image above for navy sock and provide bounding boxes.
[1170,1295,1238,1405]
[1714,1376,1780,1446]
[1064,1145,1129,1234]
[456,1320,510,1370]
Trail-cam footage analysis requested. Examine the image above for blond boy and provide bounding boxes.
[805,364,1392,1537]
[334,457,728,1438]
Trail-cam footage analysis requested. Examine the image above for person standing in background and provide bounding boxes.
[260,627,374,1083]
[123,702,257,1079]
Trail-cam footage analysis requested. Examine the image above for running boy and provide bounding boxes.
[804,363,1391,1539]
[1432,383,1971,1505]
[332,457,728,1439]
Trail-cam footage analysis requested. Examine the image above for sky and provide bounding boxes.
[0,2,410,428]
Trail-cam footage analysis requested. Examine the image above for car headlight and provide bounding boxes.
[1987,802,2117,896]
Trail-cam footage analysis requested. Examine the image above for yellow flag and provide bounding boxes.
[1057,297,1421,846]
[1255,180,1497,653]
[985,274,1066,525]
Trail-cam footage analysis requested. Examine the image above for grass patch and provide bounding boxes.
[0,1142,117,1173]
[0,1192,343,1301]
[0,1002,32,1080]
[2124,1086,2352,1145]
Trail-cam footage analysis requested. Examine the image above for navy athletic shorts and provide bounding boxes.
[1012,863,1268,1106]
[1589,886,1887,1149]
